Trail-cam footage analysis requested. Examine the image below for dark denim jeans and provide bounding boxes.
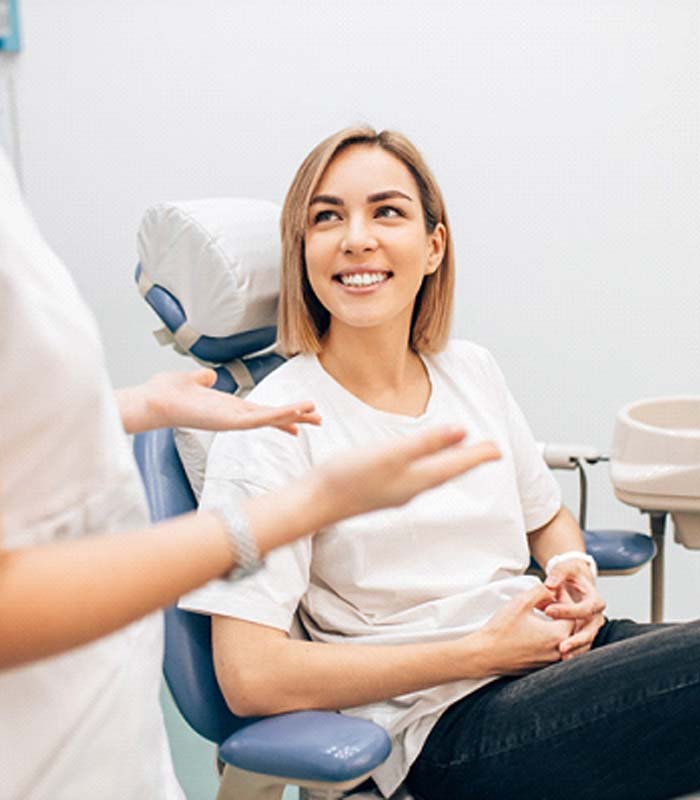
[406,619,700,800]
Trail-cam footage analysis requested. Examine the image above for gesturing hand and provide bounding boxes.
[121,368,322,435]
[544,561,606,660]
[317,427,500,521]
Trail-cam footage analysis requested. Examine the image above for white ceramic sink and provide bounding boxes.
[610,396,700,548]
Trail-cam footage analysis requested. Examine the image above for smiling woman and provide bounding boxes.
[279,127,454,359]
[179,127,700,800]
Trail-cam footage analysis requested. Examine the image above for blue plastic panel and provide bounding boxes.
[584,529,656,572]
[0,0,21,51]
[220,710,391,782]
[133,428,257,742]
[530,529,656,574]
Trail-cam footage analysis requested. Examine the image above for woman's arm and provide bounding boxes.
[527,505,588,571]
[0,427,495,669]
[213,584,574,717]
[115,368,321,435]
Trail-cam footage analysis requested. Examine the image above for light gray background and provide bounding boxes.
[3,2,699,797]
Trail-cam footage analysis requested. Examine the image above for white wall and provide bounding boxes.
[6,0,700,621]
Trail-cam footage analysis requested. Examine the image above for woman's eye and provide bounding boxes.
[313,209,340,224]
[375,205,403,219]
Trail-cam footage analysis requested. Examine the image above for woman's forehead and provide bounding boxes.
[313,144,418,200]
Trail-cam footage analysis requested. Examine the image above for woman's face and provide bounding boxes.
[304,144,445,337]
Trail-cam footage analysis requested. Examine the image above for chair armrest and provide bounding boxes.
[219,710,391,783]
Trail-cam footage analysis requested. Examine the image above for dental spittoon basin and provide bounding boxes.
[611,397,700,548]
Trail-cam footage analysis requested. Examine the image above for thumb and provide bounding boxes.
[194,367,218,388]
[545,572,562,589]
[514,583,555,613]
[531,583,557,611]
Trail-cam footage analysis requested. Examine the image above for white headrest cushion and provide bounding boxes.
[137,198,281,337]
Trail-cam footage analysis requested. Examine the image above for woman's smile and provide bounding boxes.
[333,268,393,291]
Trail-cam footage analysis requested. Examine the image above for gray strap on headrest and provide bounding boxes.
[151,321,200,357]
[153,327,174,346]
[224,359,255,395]
[139,266,200,355]
[172,321,200,353]
[136,267,154,297]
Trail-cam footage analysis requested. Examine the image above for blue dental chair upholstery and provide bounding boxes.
[134,423,392,800]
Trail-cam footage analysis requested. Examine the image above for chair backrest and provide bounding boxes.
[134,198,288,743]
[134,427,264,744]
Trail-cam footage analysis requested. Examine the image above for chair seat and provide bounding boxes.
[584,529,656,573]
[220,710,391,783]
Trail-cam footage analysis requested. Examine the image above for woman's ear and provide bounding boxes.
[425,223,447,275]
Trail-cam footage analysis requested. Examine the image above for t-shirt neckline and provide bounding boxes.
[309,351,436,425]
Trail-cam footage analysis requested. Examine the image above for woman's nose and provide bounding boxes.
[340,217,377,254]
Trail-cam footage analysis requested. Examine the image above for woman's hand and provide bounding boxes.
[543,562,606,660]
[241,426,500,559]
[314,426,500,522]
[476,585,575,675]
[116,368,322,435]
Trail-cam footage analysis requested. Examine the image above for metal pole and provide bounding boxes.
[649,512,667,623]
[575,460,588,530]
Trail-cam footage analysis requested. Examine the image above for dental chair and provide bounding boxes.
[132,198,657,800]
[134,425,392,800]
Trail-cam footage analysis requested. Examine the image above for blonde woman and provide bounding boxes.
[0,146,497,800]
[181,128,700,800]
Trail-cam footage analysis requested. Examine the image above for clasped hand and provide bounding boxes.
[480,562,606,675]
[543,561,606,660]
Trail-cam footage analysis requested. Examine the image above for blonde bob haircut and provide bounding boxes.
[278,126,454,355]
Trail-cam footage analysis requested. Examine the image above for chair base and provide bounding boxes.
[217,764,377,800]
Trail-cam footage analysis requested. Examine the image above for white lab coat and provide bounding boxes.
[0,150,183,800]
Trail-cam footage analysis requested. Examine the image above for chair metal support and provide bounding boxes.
[573,459,588,529]
[217,765,285,800]
[574,457,661,619]
[649,511,668,624]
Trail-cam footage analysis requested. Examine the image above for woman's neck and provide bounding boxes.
[318,321,431,417]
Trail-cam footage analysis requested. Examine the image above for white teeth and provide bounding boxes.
[339,272,388,287]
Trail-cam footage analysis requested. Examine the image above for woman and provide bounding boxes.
[181,127,700,800]
[0,146,496,800]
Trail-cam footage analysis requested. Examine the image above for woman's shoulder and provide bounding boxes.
[246,353,320,403]
[429,338,500,374]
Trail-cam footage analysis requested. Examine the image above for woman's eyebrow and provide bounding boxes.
[309,194,343,207]
[309,190,413,207]
[367,190,413,203]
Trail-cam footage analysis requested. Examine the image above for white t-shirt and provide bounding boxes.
[181,345,561,797]
[0,150,183,800]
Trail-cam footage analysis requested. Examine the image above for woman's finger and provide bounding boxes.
[560,615,605,656]
[546,594,605,620]
[239,398,318,417]
[235,405,322,430]
[407,438,501,488]
[192,367,218,388]
[392,425,469,462]
[274,423,299,436]
[562,644,592,661]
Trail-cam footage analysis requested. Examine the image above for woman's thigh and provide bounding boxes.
[407,619,700,800]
